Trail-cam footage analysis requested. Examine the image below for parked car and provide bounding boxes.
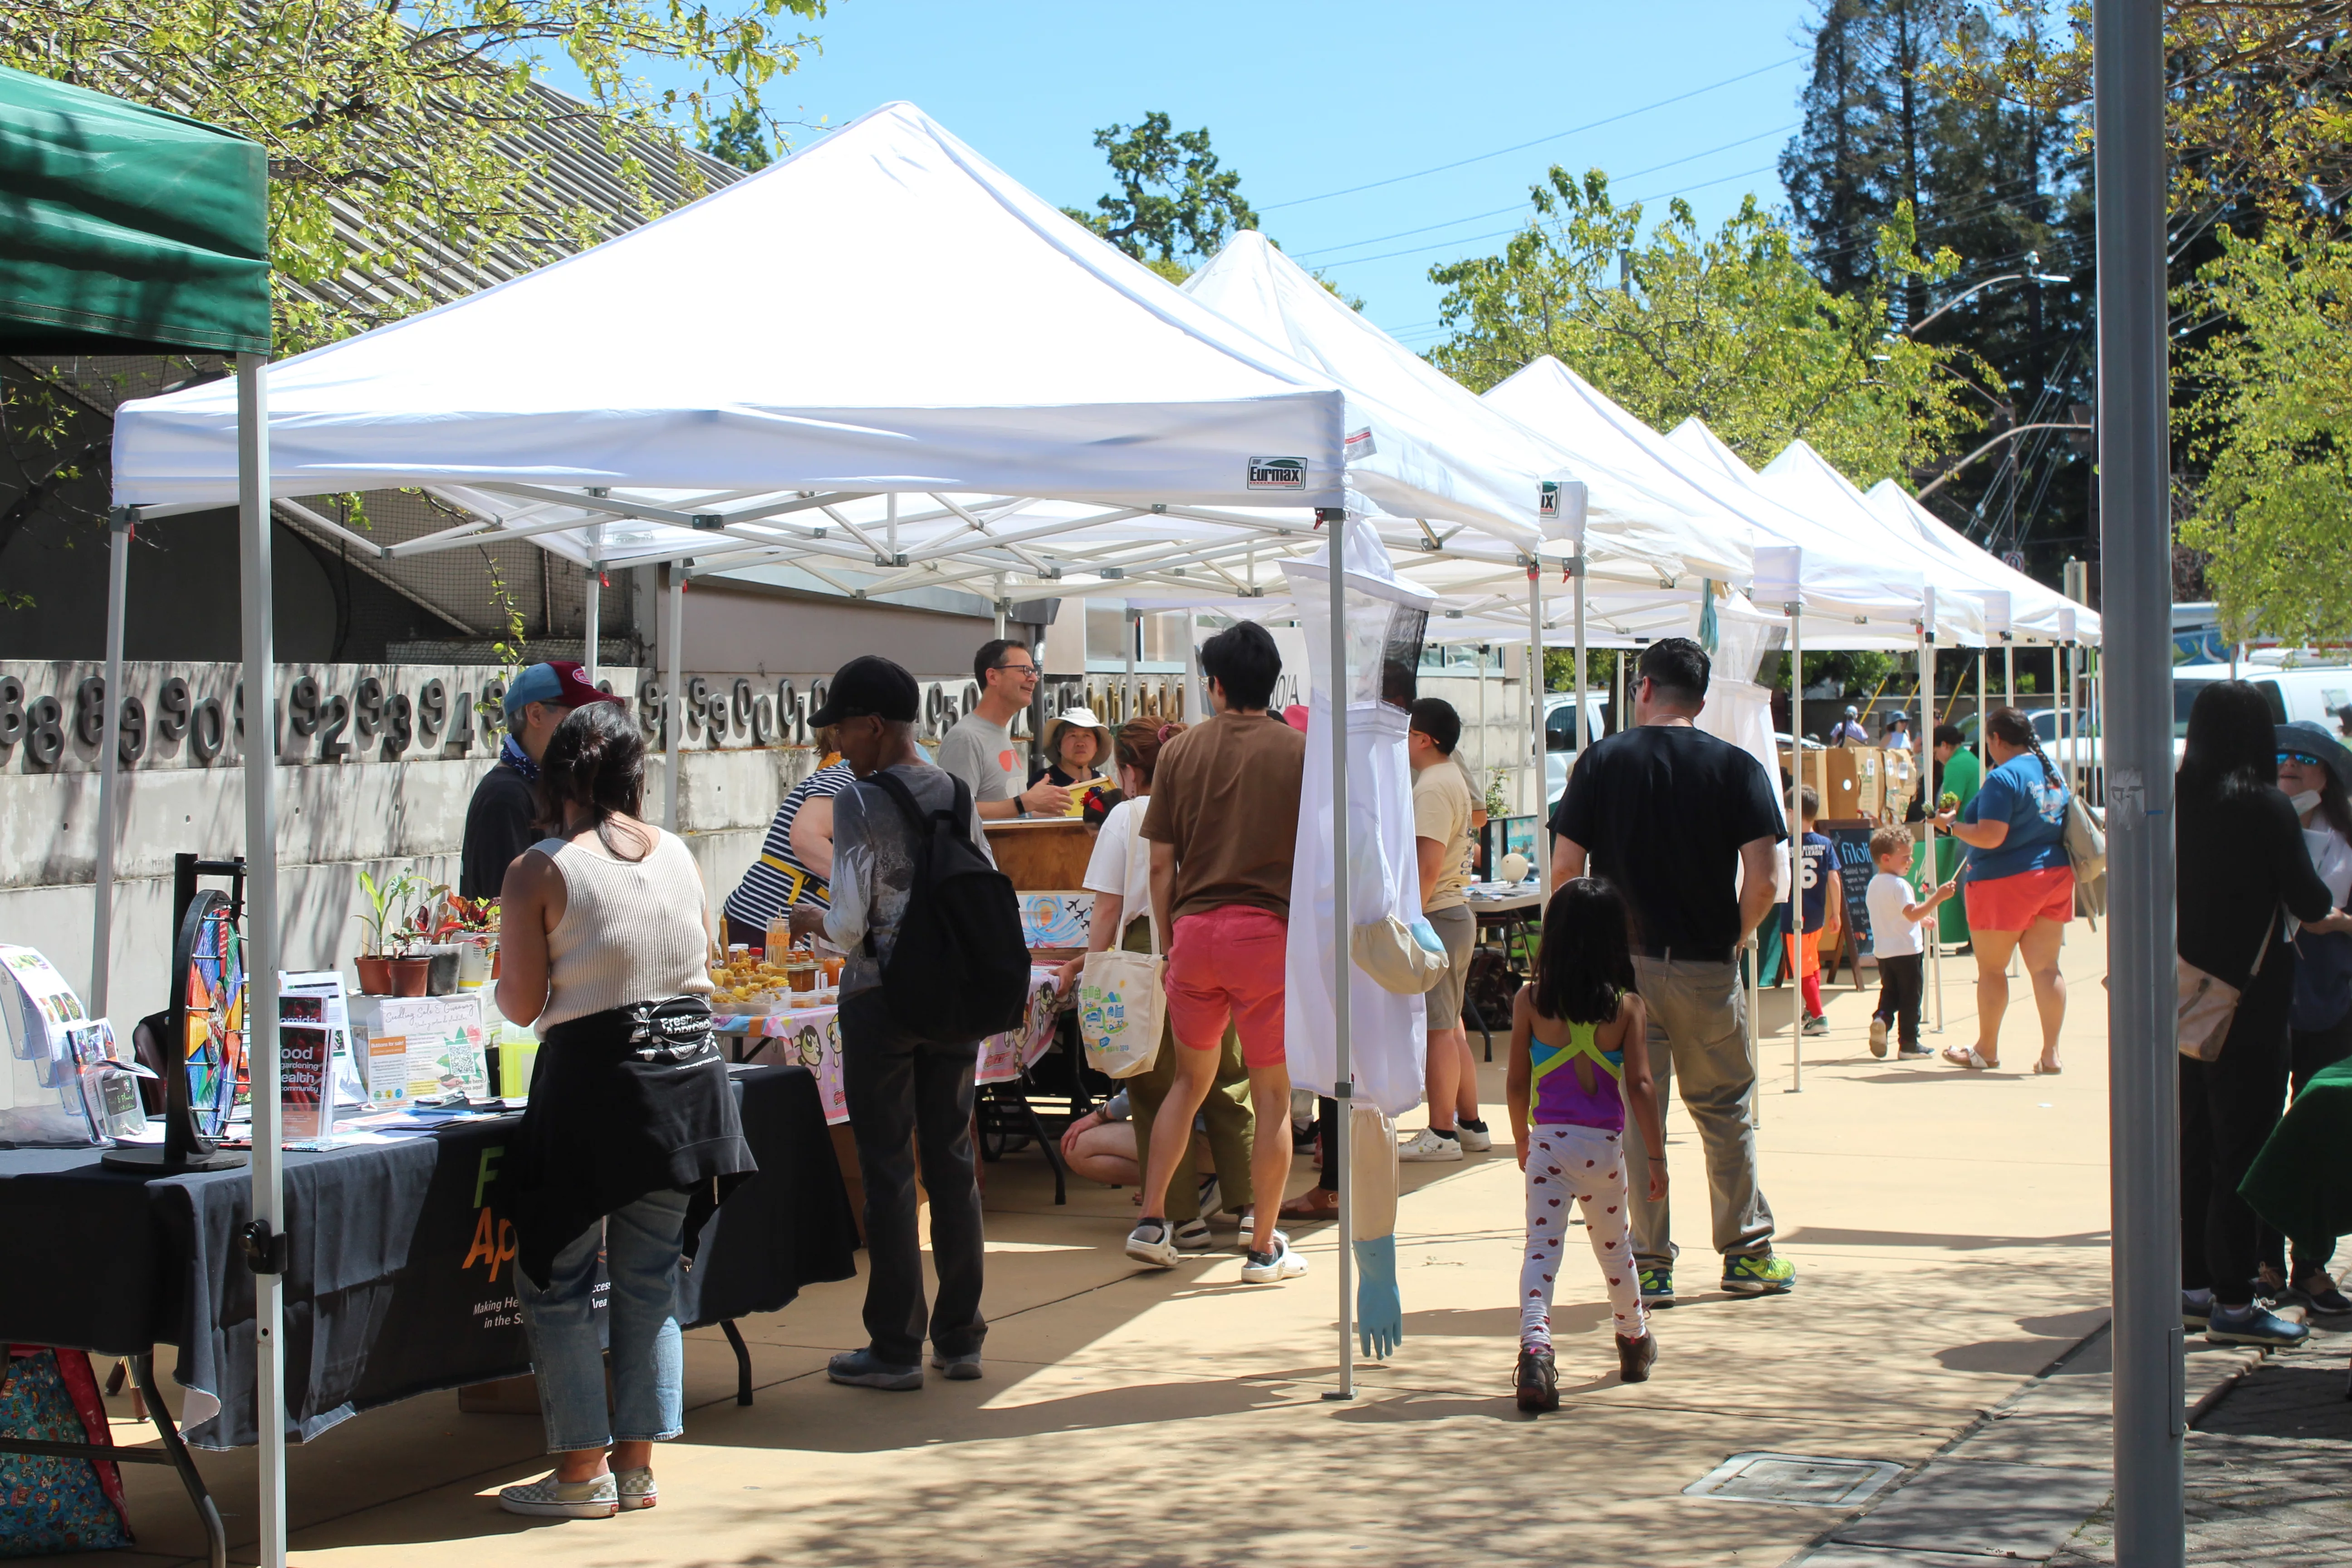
[1540,692,1610,810]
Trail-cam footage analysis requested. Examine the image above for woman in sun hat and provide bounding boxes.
[1031,705,1117,821]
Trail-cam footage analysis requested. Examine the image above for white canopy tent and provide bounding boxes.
[111,98,1589,1411]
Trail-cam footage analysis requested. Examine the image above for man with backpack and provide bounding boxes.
[793,656,1027,1390]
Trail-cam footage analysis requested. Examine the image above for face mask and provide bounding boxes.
[2290,789,2323,817]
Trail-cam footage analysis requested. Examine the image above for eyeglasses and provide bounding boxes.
[2280,751,2328,769]
[990,662,1039,678]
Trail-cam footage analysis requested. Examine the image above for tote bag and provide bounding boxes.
[2179,911,2275,1063]
[1078,920,1164,1079]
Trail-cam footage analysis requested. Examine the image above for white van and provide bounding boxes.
[2173,662,2352,739]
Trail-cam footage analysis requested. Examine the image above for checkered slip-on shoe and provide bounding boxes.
[498,1471,618,1519]
[615,1468,658,1510]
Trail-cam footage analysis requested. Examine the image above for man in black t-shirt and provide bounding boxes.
[1547,637,1794,1306]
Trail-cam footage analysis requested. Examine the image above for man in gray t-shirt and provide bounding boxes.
[938,637,1068,819]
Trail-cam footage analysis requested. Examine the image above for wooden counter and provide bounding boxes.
[983,816,1096,890]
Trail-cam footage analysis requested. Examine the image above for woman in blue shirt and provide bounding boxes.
[1934,707,2072,1073]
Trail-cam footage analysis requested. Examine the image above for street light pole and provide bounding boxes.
[2097,1,2185,1562]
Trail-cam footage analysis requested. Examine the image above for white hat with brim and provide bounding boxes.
[1042,706,1112,766]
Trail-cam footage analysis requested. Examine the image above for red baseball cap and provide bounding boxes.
[502,660,624,719]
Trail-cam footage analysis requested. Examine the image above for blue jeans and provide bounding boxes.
[515,1188,690,1452]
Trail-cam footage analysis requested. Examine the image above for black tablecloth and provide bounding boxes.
[0,1064,857,1449]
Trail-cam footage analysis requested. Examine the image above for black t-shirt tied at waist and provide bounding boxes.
[509,996,757,1289]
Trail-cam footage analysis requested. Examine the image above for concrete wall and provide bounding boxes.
[0,657,983,1048]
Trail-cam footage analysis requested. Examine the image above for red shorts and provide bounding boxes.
[1165,905,1288,1069]
[1964,866,2075,932]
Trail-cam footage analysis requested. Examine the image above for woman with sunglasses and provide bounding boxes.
[2259,721,2352,1315]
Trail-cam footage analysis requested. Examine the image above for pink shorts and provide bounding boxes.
[1964,865,2075,932]
[1165,905,1289,1070]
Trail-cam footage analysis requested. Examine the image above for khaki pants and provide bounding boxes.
[1120,918,1255,1221]
[1624,956,1776,1271]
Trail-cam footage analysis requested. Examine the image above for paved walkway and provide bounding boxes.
[41,931,2328,1567]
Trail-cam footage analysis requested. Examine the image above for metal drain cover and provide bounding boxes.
[1684,1451,1902,1509]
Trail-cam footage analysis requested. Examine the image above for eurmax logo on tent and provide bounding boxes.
[1247,456,1307,490]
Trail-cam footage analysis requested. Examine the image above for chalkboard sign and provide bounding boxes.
[1823,827,1885,956]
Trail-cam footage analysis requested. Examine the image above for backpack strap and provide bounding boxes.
[863,768,931,835]
[866,768,979,845]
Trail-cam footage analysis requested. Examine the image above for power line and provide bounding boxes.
[1289,123,1799,264]
[1259,55,1805,212]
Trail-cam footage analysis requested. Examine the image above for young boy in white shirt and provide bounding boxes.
[1866,825,1957,1059]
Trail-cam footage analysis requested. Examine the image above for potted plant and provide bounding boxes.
[401,888,488,995]
[353,868,420,995]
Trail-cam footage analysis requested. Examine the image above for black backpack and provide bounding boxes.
[864,769,1031,1043]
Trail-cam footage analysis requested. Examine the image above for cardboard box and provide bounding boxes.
[349,992,490,1103]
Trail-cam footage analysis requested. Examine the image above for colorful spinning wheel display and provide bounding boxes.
[178,891,246,1137]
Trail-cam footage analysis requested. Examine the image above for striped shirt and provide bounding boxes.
[723,762,856,929]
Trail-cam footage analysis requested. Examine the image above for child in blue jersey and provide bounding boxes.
[1505,877,1669,1412]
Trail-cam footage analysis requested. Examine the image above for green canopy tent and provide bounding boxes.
[0,62,275,1568]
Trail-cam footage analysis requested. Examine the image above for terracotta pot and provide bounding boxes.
[355,955,394,995]
[388,957,431,997]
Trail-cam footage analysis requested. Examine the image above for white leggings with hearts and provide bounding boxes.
[1521,1122,1646,1352]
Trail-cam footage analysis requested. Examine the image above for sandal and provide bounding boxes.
[1941,1044,1993,1071]
[1278,1188,1342,1221]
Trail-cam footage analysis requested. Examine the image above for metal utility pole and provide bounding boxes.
[2096,1,2185,1561]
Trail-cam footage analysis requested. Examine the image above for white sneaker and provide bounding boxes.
[1868,1017,1888,1058]
[1455,1122,1494,1152]
[1241,1231,1310,1283]
[1397,1126,1465,1162]
[499,1470,618,1519]
[1171,1218,1215,1252]
[1196,1175,1222,1217]
[1125,1219,1178,1269]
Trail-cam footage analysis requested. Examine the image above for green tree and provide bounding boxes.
[0,0,823,353]
[701,102,773,172]
[1426,170,1981,486]
[1782,0,2093,575]
[2179,223,2352,646]
[1063,112,1257,283]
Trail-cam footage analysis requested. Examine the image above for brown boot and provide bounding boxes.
[1616,1332,1657,1383]
[1514,1348,1559,1412]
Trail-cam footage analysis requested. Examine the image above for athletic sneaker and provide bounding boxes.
[1868,1017,1889,1058]
[1196,1176,1222,1218]
[1721,1253,1797,1295]
[1897,1042,1934,1059]
[1638,1267,1675,1308]
[1514,1348,1559,1412]
[930,1350,983,1381]
[1801,1014,1831,1037]
[2205,1302,2310,1348]
[498,1471,619,1519]
[1171,1218,1215,1252]
[1125,1219,1179,1269]
[1241,1231,1310,1283]
[2181,1289,2213,1330]
[2287,1271,2352,1316]
[1455,1120,1495,1152]
[828,1348,925,1390]
[1397,1127,1465,1162]
[614,1468,657,1511]
[1230,1210,1256,1250]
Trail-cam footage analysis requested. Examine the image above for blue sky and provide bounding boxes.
[571,0,1822,344]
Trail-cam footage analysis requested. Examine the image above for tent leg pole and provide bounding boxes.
[1788,604,1803,1094]
[1182,615,1201,724]
[1529,559,1545,899]
[1922,619,1943,1034]
[993,573,1007,640]
[1124,607,1138,725]
[1319,507,1355,1402]
[93,508,132,1015]
[1571,555,1587,769]
[665,566,684,834]
[1613,642,1625,737]
[582,561,601,689]
[236,350,287,1568]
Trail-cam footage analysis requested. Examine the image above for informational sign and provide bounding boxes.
[1823,827,1884,956]
[350,993,490,1105]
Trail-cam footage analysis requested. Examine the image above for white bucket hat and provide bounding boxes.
[1041,706,1112,770]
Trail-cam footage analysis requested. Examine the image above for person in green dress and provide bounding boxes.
[1931,723,1980,947]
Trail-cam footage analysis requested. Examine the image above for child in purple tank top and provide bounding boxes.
[1505,877,1669,1411]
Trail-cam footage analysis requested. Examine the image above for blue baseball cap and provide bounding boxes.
[501,661,621,720]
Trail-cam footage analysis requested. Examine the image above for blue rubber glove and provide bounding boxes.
[1408,916,1445,955]
[1354,1235,1402,1360]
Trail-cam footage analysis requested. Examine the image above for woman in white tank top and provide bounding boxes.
[492,703,752,1520]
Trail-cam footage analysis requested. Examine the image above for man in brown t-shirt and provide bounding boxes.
[1131,621,1308,1282]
